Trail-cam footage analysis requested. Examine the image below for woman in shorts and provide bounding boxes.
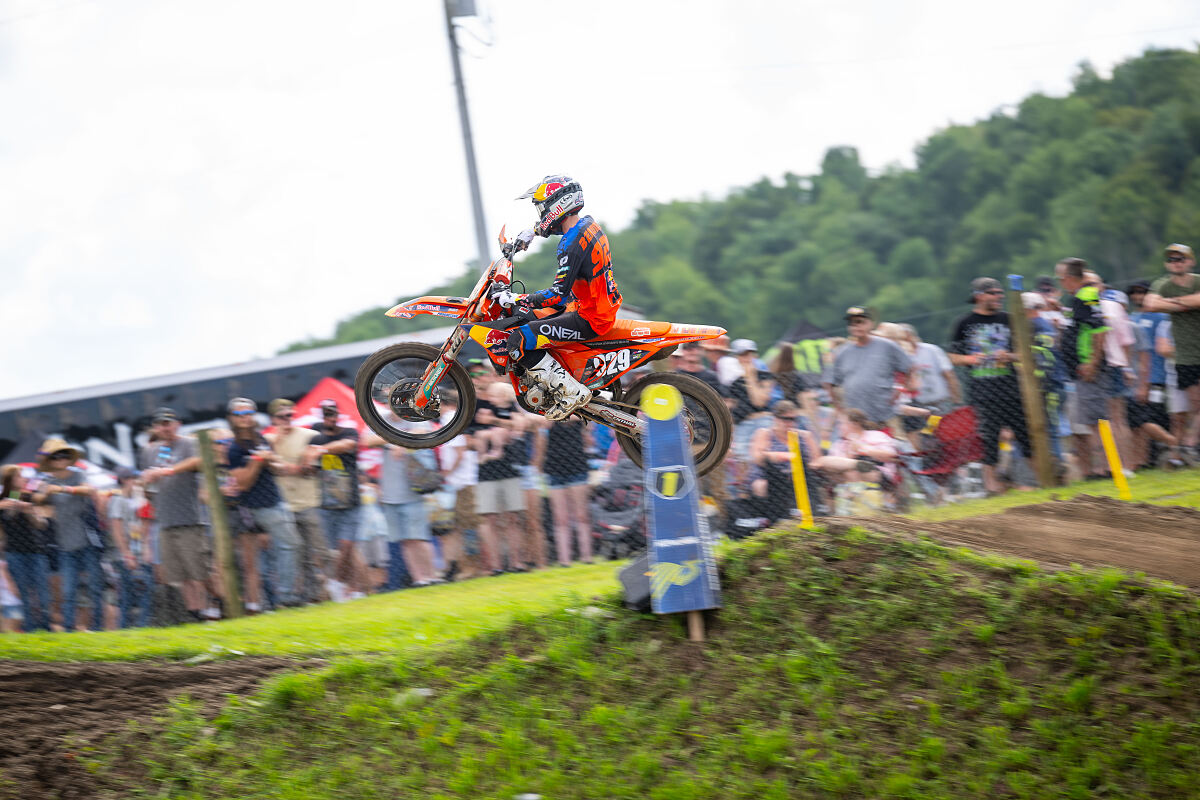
[543,418,593,566]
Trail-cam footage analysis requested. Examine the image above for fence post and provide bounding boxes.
[196,429,242,619]
[1005,274,1057,488]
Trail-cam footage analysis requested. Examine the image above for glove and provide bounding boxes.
[512,227,536,252]
[500,228,536,259]
[490,289,523,310]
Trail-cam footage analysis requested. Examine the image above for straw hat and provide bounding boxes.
[700,334,731,354]
[37,438,82,468]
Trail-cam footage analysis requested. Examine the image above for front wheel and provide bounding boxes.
[354,343,476,449]
[613,372,732,476]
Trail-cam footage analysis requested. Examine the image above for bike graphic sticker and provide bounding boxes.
[589,349,631,378]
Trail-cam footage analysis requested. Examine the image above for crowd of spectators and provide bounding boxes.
[2,242,1198,633]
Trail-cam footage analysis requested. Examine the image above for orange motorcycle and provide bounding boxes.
[354,229,733,475]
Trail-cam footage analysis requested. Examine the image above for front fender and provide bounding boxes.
[385,296,470,320]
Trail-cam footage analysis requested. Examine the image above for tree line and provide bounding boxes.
[282,47,1200,353]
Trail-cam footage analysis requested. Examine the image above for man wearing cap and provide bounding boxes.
[825,306,913,429]
[949,280,1034,493]
[108,467,154,628]
[264,398,327,604]
[310,399,370,598]
[1144,243,1200,455]
[728,339,776,424]
[225,398,303,609]
[1127,282,1184,469]
[138,408,210,621]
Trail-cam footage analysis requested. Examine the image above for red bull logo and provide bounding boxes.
[534,181,564,201]
[469,325,511,355]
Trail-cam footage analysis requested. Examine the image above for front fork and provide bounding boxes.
[411,325,470,412]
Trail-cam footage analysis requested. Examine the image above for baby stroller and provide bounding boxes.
[901,405,984,504]
[590,452,648,561]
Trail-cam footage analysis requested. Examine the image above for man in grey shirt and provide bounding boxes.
[139,407,209,620]
[824,306,913,427]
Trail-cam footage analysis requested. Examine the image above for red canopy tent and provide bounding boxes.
[285,377,366,433]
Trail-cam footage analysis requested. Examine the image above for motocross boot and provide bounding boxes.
[526,353,591,421]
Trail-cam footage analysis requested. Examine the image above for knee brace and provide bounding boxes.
[507,326,539,370]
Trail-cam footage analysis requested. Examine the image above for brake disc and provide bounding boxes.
[388,378,441,422]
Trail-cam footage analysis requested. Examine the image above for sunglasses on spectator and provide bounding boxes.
[50,452,74,459]
[1167,255,1187,263]
[273,412,293,420]
[985,289,1004,295]
[230,409,255,417]
[214,438,233,446]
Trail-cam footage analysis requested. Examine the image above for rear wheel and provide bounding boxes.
[354,343,476,449]
[613,372,732,476]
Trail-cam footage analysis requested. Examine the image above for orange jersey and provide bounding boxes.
[526,215,622,333]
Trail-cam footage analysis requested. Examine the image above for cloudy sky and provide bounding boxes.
[2,0,1198,400]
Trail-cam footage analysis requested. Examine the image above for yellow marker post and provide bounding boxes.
[786,430,816,530]
[1097,418,1132,501]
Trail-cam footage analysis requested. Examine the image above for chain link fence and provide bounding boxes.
[3,276,1195,632]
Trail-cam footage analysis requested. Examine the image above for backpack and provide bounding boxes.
[405,450,442,495]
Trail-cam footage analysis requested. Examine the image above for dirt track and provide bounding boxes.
[863,495,1200,588]
[0,657,311,799]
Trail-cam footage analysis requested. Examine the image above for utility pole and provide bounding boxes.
[443,0,491,271]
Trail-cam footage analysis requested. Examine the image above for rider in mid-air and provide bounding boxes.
[494,175,622,420]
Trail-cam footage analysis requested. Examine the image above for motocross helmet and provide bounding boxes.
[517,175,584,237]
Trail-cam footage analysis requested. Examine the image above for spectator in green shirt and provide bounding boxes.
[1144,243,1200,457]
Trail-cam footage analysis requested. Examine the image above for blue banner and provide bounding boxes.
[641,385,721,615]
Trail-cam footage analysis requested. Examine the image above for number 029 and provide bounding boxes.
[591,349,632,377]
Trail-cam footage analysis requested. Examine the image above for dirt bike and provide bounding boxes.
[353,228,733,475]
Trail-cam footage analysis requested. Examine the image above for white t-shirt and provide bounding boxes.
[716,354,741,386]
[911,342,953,405]
[1100,298,1135,368]
[1039,309,1067,330]
[439,434,477,490]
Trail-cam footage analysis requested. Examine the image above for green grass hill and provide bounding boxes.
[92,522,1200,799]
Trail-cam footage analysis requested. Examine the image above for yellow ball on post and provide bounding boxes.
[640,383,684,421]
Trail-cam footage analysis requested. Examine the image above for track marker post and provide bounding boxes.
[1006,274,1057,487]
[1097,419,1132,501]
[640,384,721,642]
[786,430,816,530]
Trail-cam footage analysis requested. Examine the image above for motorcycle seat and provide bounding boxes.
[592,319,674,341]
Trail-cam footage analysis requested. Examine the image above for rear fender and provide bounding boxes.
[385,296,470,320]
